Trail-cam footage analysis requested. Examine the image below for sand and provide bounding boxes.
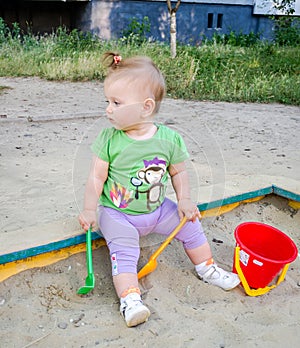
[0,77,300,348]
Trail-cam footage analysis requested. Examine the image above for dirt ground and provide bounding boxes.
[0,77,300,348]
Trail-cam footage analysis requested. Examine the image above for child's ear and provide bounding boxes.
[141,98,156,117]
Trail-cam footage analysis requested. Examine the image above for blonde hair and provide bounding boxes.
[102,52,165,113]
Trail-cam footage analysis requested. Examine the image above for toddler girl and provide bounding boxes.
[79,52,240,327]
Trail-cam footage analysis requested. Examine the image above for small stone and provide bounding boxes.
[164,119,176,125]
[58,322,68,329]
[0,298,5,306]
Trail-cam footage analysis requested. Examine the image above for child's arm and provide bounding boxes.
[79,155,109,231]
[169,161,201,222]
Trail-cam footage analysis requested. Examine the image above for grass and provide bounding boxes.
[0,20,299,105]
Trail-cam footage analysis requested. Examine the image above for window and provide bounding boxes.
[217,14,223,29]
[207,13,213,29]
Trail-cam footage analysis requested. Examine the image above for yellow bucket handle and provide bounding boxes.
[234,246,290,297]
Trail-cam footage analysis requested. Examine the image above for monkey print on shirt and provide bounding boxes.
[130,157,167,211]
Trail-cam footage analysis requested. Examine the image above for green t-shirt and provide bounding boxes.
[91,124,189,214]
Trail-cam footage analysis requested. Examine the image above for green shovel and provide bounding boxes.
[77,227,95,295]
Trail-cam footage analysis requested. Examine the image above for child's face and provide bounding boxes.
[104,79,150,131]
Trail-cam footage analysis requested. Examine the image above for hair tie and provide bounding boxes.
[113,55,122,65]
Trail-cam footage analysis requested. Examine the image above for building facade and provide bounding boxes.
[1,0,299,42]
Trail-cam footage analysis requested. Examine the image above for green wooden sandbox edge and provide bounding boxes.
[1,185,299,265]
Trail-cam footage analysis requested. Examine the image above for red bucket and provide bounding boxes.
[233,222,298,289]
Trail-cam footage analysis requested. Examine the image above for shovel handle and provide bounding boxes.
[150,216,187,261]
[86,227,94,275]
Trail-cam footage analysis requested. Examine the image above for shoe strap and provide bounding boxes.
[202,265,220,279]
[120,292,143,311]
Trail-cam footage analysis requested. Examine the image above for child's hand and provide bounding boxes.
[178,199,201,222]
[79,210,97,231]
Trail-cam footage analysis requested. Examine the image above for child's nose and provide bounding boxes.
[106,104,112,113]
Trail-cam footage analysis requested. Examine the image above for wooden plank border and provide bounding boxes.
[1,184,299,266]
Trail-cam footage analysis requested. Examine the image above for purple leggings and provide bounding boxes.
[98,198,207,276]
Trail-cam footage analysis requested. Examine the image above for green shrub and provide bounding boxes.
[274,18,300,45]
[208,31,261,47]
[120,16,151,46]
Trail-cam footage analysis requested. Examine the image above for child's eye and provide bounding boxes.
[106,100,120,107]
